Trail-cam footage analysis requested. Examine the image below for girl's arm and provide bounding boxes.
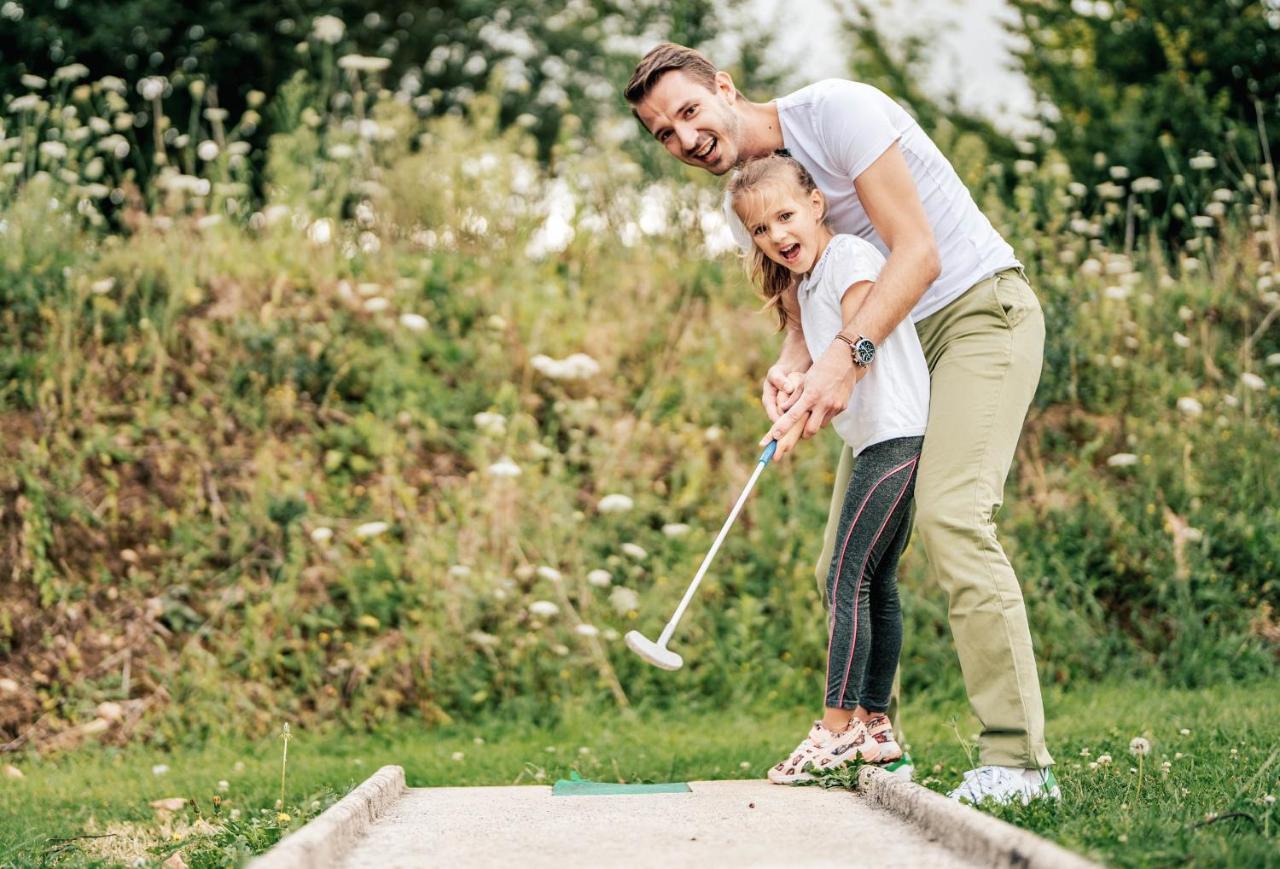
[759,279,876,458]
[763,281,811,422]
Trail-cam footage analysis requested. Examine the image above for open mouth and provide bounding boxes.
[780,243,801,263]
[691,136,717,164]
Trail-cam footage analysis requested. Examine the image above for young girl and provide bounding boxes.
[727,152,929,783]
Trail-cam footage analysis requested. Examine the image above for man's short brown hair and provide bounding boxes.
[623,42,719,106]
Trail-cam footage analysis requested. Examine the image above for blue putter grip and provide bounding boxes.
[759,440,778,465]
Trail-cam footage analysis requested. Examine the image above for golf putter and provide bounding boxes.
[626,414,809,670]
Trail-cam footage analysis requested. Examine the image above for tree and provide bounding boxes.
[1006,0,1280,181]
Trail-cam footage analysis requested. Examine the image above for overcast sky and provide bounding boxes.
[741,0,1036,132]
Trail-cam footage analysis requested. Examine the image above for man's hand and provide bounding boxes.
[759,342,865,457]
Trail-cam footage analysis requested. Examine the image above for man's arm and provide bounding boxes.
[760,143,939,446]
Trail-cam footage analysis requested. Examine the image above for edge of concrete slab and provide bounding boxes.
[247,764,406,869]
[856,767,1097,869]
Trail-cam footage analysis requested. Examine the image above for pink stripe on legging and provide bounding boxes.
[823,456,918,709]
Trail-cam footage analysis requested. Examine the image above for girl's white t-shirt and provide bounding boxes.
[798,234,929,456]
[725,79,1020,324]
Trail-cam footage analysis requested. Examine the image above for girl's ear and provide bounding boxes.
[810,188,825,220]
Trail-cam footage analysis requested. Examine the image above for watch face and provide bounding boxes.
[854,338,876,366]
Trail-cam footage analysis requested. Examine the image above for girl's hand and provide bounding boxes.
[762,364,803,422]
[778,372,805,412]
[765,410,811,463]
[759,342,863,448]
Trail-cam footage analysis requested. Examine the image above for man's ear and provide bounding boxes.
[714,70,737,104]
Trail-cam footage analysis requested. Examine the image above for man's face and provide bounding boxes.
[633,70,742,175]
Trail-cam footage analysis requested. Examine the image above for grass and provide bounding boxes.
[2,678,1277,867]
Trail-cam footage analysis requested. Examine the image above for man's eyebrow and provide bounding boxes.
[652,100,695,139]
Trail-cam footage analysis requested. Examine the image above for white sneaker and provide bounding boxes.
[947,765,1061,805]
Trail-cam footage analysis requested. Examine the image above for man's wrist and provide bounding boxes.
[834,331,876,368]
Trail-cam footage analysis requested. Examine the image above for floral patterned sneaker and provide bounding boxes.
[864,713,903,764]
[767,719,877,785]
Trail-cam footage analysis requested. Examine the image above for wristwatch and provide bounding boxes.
[834,331,876,367]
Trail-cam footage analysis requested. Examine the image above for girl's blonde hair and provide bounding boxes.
[727,151,828,331]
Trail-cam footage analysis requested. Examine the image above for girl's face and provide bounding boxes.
[734,177,829,275]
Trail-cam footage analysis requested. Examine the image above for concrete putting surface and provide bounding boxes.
[338,778,982,868]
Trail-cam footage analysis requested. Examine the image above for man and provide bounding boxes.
[624,43,1058,804]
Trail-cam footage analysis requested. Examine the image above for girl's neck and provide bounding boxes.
[805,226,836,278]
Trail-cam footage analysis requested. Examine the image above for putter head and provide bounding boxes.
[624,630,684,671]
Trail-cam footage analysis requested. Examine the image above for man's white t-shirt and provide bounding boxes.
[727,79,1020,323]
[798,234,929,455]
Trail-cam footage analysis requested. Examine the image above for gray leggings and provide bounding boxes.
[823,435,923,712]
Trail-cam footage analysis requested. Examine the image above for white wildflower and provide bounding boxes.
[1129,737,1151,757]
[53,64,90,83]
[1132,176,1161,194]
[90,277,115,295]
[152,764,170,776]
[338,55,392,73]
[307,218,333,245]
[137,77,166,101]
[597,494,634,513]
[487,457,521,478]
[1266,353,1280,368]
[620,542,647,560]
[1241,372,1266,391]
[1173,332,1192,348]
[355,521,389,539]
[662,523,691,537]
[362,297,389,313]
[197,140,220,161]
[96,75,126,94]
[472,412,507,435]
[1205,202,1226,218]
[609,586,640,614]
[530,352,601,381]
[1014,159,1037,176]
[21,74,46,90]
[468,630,498,648]
[38,141,67,160]
[1176,397,1203,417]
[1191,215,1215,229]
[574,623,600,638]
[1109,165,1130,180]
[1104,285,1130,300]
[312,14,345,44]
[1188,153,1217,171]
[529,600,559,618]
[536,566,562,583]
[1097,753,1113,766]
[587,569,612,587]
[1107,453,1139,468]
[451,751,465,762]
[1095,181,1126,200]
[309,526,333,544]
[1080,258,1103,278]
[8,94,45,113]
[399,312,428,332]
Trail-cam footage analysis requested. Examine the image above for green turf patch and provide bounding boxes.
[552,771,690,796]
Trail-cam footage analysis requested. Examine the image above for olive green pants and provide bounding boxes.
[815,268,1055,769]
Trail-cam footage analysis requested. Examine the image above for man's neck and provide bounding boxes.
[735,99,784,162]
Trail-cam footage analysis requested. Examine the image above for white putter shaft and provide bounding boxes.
[626,439,781,671]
